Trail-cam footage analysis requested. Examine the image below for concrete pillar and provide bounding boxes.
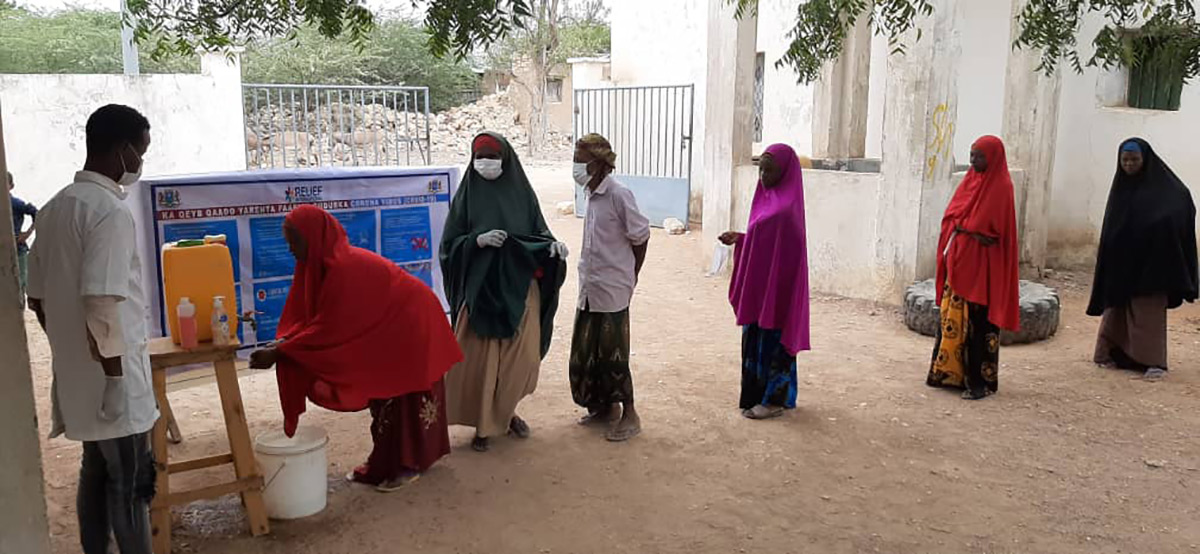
[0,107,52,554]
[699,0,757,258]
[811,15,872,159]
[1001,0,1061,275]
[877,0,963,298]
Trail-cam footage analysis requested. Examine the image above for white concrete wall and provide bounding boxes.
[953,0,1012,163]
[755,0,815,157]
[610,0,707,217]
[571,60,612,91]
[732,165,883,299]
[0,107,51,554]
[865,33,889,159]
[0,53,245,208]
[1048,14,1200,267]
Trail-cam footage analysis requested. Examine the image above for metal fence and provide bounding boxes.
[573,84,695,225]
[572,85,694,180]
[242,84,431,169]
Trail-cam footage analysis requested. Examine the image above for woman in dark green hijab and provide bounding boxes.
[441,132,568,452]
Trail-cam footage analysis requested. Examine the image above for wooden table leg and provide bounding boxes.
[150,368,172,554]
[162,394,183,444]
[213,359,270,536]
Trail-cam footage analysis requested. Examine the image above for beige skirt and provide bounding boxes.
[445,282,542,438]
[1094,294,1169,370]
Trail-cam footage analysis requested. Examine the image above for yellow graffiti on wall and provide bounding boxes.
[925,102,955,178]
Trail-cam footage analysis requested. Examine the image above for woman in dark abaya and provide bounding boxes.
[1088,138,1198,381]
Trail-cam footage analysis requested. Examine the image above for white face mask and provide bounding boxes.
[118,144,143,187]
[474,158,503,181]
[572,162,591,187]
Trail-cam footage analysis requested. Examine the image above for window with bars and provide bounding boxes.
[753,52,765,143]
[1126,34,1186,111]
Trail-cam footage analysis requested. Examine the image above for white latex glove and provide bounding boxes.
[549,241,570,259]
[477,230,508,248]
[98,376,128,421]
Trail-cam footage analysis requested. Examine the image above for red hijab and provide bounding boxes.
[275,205,462,436]
[935,135,1021,331]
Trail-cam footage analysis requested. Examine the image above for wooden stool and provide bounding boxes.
[148,338,270,554]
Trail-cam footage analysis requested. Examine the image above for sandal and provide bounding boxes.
[961,389,990,400]
[743,405,785,420]
[605,425,641,442]
[508,416,531,439]
[1143,367,1167,381]
[471,436,490,452]
[375,472,420,493]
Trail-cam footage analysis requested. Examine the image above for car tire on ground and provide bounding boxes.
[902,279,1060,346]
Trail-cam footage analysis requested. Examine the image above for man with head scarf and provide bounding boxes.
[441,132,569,452]
[719,143,809,420]
[926,135,1020,401]
[248,205,461,492]
[569,133,651,442]
[1088,138,1197,381]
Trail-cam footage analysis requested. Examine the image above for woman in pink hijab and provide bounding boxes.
[719,143,811,419]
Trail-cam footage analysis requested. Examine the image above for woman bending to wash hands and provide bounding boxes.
[719,143,810,420]
[249,204,462,492]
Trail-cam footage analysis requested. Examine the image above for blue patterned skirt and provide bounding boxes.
[740,325,798,410]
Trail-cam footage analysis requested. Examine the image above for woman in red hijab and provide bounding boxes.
[249,205,462,491]
[926,135,1020,400]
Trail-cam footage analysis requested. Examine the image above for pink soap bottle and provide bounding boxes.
[177,297,198,349]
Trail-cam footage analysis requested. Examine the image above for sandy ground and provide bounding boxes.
[26,162,1200,554]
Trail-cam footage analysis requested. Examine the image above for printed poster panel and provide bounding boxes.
[138,166,459,347]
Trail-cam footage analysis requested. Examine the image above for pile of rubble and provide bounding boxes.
[430,91,573,162]
[244,90,572,169]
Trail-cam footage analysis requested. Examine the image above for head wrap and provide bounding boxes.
[1088,138,1198,316]
[729,143,810,356]
[473,134,503,155]
[1121,140,1143,154]
[275,205,461,437]
[577,133,617,169]
[936,135,1021,331]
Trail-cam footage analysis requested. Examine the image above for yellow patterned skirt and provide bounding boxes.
[926,285,1000,399]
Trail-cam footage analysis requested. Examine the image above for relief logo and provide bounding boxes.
[285,185,323,203]
[156,189,181,209]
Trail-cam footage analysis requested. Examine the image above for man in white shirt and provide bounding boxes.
[27,104,157,554]
[568,134,651,442]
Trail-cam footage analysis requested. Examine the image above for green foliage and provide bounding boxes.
[0,6,196,73]
[554,22,610,65]
[241,20,479,111]
[1016,0,1200,81]
[127,0,374,62]
[732,0,1200,86]
[0,8,478,112]
[730,0,932,84]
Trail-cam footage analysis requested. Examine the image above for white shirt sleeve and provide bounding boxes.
[618,188,652,246]
[84,295,126,358]
[81,207,135,299]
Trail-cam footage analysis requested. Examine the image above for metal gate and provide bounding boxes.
[242,84,431,169]
[572,85,694,226]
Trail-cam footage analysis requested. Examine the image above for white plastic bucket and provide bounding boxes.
[254,426,329,520]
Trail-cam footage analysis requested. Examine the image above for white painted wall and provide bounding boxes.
[953,0,1012,163]
[1048,14,1200,267]
[610,0,708,218]
[0,53,245,209]
[732,165,883,299]
[755,0,815,157]
[570,59,612,91]
[865,33,889,159]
